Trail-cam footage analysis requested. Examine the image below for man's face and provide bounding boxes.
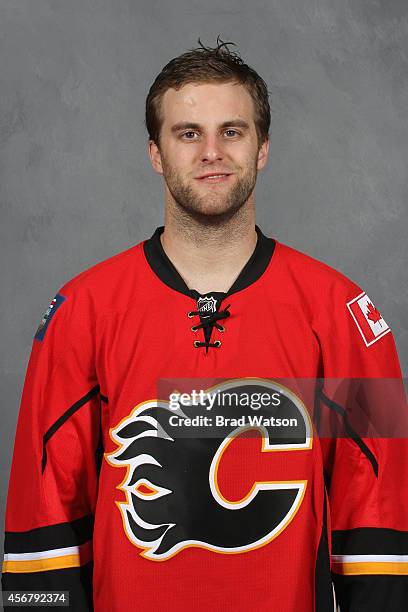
[149,81,269,223]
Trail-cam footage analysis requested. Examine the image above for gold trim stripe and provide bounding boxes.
[2,541,92,574]
[332,561,408,576]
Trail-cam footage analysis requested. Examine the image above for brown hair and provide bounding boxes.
[145,36,271,149]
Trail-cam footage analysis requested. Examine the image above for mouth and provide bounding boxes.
[195,173,233,183]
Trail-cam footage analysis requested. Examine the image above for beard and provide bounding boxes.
[161,157,258,226]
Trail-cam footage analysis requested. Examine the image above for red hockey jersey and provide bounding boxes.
[2,226,408,611]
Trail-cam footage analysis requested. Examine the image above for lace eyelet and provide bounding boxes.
[218,325,225,333]
[214,340,222,347]
[193,340,201,348]
[191,326,198,332]
[187,311,195,318]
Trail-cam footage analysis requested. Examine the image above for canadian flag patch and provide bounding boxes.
[346,292,391,346]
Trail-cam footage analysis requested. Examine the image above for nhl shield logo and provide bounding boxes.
[197,296,217,317]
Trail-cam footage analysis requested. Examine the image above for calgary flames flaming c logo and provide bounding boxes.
[106,379,313,561]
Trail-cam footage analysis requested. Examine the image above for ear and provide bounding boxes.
[148,140,164,175]
[257,137,270,171]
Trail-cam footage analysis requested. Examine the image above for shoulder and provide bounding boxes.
[272,241,395,354]
[35,238,149,340]
[272,240,363,302]
[60,239,146,299]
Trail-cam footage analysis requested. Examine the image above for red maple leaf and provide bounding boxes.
[366,302,382,324]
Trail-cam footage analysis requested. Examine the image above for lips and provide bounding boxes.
[195,172,233,183]
[197,173,230,179]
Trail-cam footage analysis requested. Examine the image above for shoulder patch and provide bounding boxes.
[34,293,66,341]
[346,291,391,347]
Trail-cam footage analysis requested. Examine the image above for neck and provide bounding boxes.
[161,200,257,294]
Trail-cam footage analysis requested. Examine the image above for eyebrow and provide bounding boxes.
[170,119,251,133]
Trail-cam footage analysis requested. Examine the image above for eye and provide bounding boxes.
[180,129,241,140]
[181,131,199,140]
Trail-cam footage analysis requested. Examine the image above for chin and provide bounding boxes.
[182,203,246,225]
[197,205,234,216]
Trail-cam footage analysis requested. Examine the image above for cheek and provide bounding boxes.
[226,142,258,163]
[162,156,191,181]
[164,142,194,165]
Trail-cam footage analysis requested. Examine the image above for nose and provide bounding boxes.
[200,134,224,163]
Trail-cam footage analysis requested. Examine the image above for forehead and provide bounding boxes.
[160,82,256,127]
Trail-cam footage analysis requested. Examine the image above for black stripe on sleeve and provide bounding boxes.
[333,575,408,612]
[2,562,94,611]
[319,389,379,477]
[333,527,408,556]
[41,385,100,473]
[4,514,94,554]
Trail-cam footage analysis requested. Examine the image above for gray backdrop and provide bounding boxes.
[1,0,407,596]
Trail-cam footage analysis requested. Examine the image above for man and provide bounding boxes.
[2,38,407,611]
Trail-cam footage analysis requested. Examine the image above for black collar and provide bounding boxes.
[143,225,275,300]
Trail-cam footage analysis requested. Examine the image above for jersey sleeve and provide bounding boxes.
[1,288,102,610]
[314,283,408,611]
